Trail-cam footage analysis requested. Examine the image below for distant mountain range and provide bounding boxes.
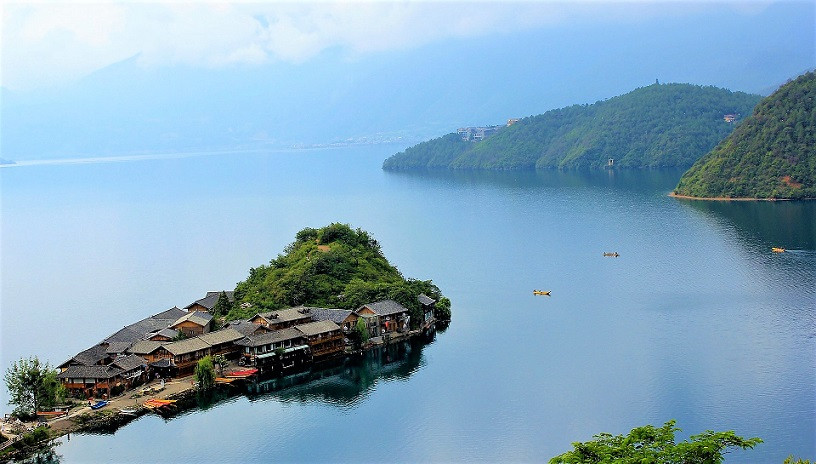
[674,71,815,200]
[2,1,812,162]
[383,83,761,170]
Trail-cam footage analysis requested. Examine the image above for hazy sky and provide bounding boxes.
[1,1,796,91]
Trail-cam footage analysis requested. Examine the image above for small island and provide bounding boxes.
[0,224,449,460]
[382,83,760,170]
[672,71,815,200]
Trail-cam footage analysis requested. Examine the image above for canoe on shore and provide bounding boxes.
[90,400,108,410]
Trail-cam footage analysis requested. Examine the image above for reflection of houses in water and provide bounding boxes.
[246,337,432,407]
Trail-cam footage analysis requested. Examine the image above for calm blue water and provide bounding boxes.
[1,146,814,463]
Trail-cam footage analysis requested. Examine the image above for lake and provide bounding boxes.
[1,145,813,462]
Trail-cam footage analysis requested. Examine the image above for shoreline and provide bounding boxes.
[667,192,813,202]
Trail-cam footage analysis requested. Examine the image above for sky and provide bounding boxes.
[1,1,814,159]
[1,1,804,92]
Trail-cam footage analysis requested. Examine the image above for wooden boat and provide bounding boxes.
[603,252,620,257]
[143,399,176,409]
[90,400,108,410]
[119,409,138,415]
[225,368,258,378]
[772,247,785,253]
[533,290,551,296]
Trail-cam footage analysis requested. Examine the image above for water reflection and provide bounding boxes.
[384,167,685,194]
[677,199,816,251]
[247,338,428,408]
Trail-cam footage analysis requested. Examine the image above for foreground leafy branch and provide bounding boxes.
[549,420,761,464]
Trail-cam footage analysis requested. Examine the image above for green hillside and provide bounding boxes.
[226,224,450,326]
[674,72,816,199]
[382,83,761,170]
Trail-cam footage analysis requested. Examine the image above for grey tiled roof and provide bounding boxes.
[57,364,121,380]
[111,354,147,372]
[235,328,304,348]
[103,307,187,344]
[59,344,109,368]
[198,328,244,346]
[304,307,353,324]
[360,300,409,317]
[128,340,166,355]
[105,342,133,355]
[226,321,267,336]
[163,337,211,356]
[184,291,234,311]
[294,320,341,337]
[417,294,436,306]
[148,328,179,340]
[254,308,313,324]
[171,311,213,328]
[149,358,175,368]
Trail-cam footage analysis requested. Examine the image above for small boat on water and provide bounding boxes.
[225,368,258,378]
[90,400,108,410]
[772,247,786,253]
[533,290,551,296]
[603,252,620,257]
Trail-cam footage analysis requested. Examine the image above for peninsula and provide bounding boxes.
[1,224,449,460]
[382,83,760,170]
[673,71,815,200]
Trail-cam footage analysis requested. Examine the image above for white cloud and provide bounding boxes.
[0,1,774,91]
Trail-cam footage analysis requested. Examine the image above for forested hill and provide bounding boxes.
[382,83,761,170]
[225,224,450,325]
[674,71,816,199]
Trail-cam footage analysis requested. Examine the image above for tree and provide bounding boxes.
[4,356,64,418]
[549,420,761,464]
[211,354,228,377]
[193,356,215,390]
[355,317,370,345]
[212,291,232,318]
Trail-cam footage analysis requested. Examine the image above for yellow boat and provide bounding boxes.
[533,290,551,296]
[772,247,786,253]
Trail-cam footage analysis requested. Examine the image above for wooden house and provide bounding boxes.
[417,294,436,330]
[184,291,234,313]
[170,311,213,337]
[198,328,244,359]
[301,307,356,332]
[357,300,410,336]
[235,328,310,371]
[249,308,313,330]
[163,337,212,376]
[146,328,180,341]
[57,355,147,398]
[294,320,344,359]
[225,320,270,337]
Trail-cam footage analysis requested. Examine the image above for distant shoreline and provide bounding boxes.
[667,192,813,202]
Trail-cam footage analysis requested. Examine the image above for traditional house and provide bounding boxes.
[198,328,244,359]
[357,300,411,336]
[170,311,213,337]
[225,320,270,337]
[128,340,172,364]
[303,307,356,332]
[109,354,148,390]
[184,291,235,313]
[163,337,212,376]
[294,320,344,359]
[57,365,121,398]
[58,344,111,372]
[146,328,180,341]
[235,328,310,370]
[417,294,436,330]
[249,308,312,330]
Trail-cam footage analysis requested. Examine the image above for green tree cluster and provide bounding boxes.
[674,71,816,199]
[226,223,449,328]
[550,420,762,464]
[3,356,64,419]
[194,356,215,390]
[212,291,232,318]
[383,83,760,171]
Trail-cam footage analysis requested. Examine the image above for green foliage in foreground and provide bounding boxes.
[549,420,761,464]
[784,457,812,464]
[4,356,64,419]
[194,356,215,390]
[227,223,448,328]
[383,83,761,171]
[675,71,816,199]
